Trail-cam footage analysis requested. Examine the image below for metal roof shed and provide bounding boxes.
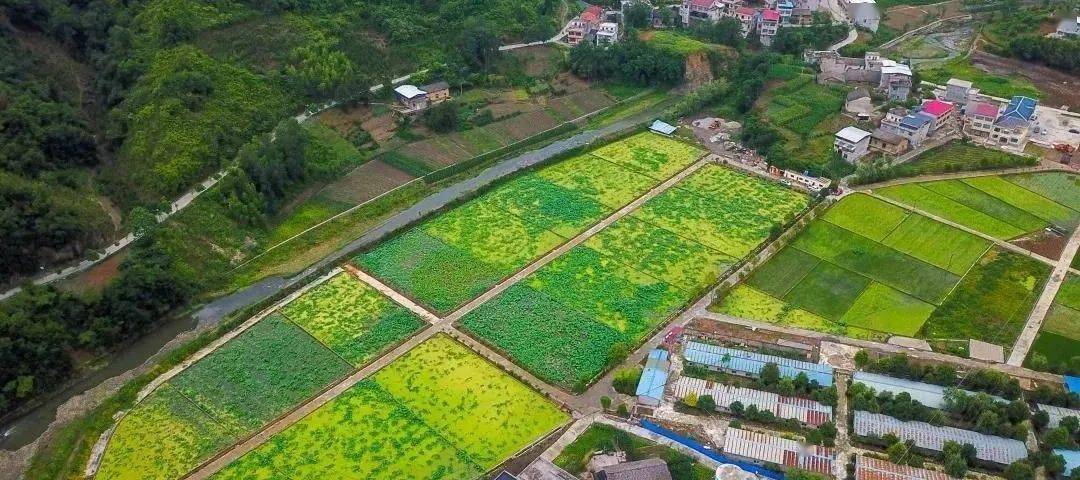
[650,120,678,136]
[683,342,834,387]
[1065,376,1080,393]
[852,372,949,408]
[671,377,833,426]
[853,411,1027,466]
[1054,449,1080,474]
[723,428,834,475]
[1039,404,1080,429]
[855,455,949,480]
[636,349,670,406]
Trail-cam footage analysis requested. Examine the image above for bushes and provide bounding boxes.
[568,38,685,86]
[613,367,644,395]
[859,353,1022,399]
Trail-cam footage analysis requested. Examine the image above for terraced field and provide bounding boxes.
[212,335,569,479]
[713,192,1054,346]
[461,164,809,389]
[354,132,705,314]
[96,273,424,480]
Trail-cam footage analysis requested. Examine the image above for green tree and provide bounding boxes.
[944,453,968,478]
[1004,461,1035,480]
[624,2,652,29]
[760,362,781,386]
[698,394,716,412]
[600,396,612,410]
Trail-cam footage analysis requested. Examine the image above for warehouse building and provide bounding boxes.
[723,427,834,475]
[683,341,834,387]
[671,377,833,426]
[855,455,949,480]
[1038,404,1080,429]
[853,411,1027,466]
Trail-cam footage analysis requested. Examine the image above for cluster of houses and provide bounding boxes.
[566,4,621,45]
[679,0,818,46]
[624,323,1080,480]
[815,51,914,102]
[832,75,1041,163]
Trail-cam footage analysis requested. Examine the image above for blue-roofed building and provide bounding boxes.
[637,349,670,406]
[777,0,794,22]
[683,341,833,387]
[1065,376,1080,394]
[991,95,1037,149]
[881,111,932,147]
[1055,450,1080,475]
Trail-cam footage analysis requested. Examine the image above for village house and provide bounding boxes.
[777,0,795,22]
[789,7,814,25]
[964,101,999,137]
[879,60,912,101]
[567,5,604,45]
[869,128,910,156]
[1055,16,1079,38]
[393,84,429,113]
[734,7,756,35]
[835,126,873,162]
[917,99,957,131]
[990,95,1038,149]
[817,51,912,102]
[758,9,781,46]
[680,0,727,24]
[844,87,872,117]
[945,78,973,104]
[596,22,620,44]
[421,81,451,105]
[881,110,933,146]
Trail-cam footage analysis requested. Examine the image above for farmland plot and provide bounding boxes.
[281,272,424,366]
[718,193,1030,342]
[876,184,1027,239]
[356,133,705,314]
[1006,172,1080,211]
[214,336,568,479]
[462,163,809,388]
[97,384,238,480]
[1026,275,1080,372]
[170,314,352,431]
[590,132,703,179]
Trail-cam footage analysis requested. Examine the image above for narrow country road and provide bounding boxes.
[1006,224,1080,365]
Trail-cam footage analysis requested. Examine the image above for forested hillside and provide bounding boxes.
[0,0,560,417]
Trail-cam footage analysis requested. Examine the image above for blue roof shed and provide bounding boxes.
[1055,449,1080,474]
[636,349,670,406]
[683,341,834,387]
[1065,376,1080,394]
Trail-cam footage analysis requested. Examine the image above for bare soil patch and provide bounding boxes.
[321,160,416,204]
[315,105,374,136]
[969,50,1079,109]
[506,44,563,77]
[1012,231,1068,260]
[58,250,128,295]
[884,0,964,32]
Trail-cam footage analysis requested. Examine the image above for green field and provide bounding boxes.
[716,193,1038,344]
[877,173,1080,240]
[213,335,569,479]
[462,164,808,389]
[759,74,850,174]
[1027,275,1080,373]
[98,274,431,480]
[281,272,425,366]
[355,133,703,314]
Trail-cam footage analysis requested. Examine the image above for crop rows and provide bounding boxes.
[98,274,424,480]
[214,335,569,479]
[355,133,704,314]
[461,164,809,389]
[717,192,1048,344]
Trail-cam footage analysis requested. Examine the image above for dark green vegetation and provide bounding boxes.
[568,37,687,87]
[857,352,1023,399]
[852,141,1038,186]
[554,424,715,480]
[850,382,1030,440]
[979,4,1079,73]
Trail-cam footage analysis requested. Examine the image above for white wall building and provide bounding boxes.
[835,126,872,162]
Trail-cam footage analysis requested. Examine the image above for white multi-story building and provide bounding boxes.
[964,101,999,137]
[680,0,726,24]
[834,126,872,162]
[758,9,781,46]
[734,7,756,36]
[945,78,973,104]
[595,22,620,44]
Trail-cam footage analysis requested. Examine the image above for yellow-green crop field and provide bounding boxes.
[461,164,809,390]
[96,273,424,480]
[354,132,705,314]
[212,335,569,479]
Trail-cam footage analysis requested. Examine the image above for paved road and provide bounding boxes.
[1006,224,1080,365]
[193,113,654,327]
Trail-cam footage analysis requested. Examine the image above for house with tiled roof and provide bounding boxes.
[758,9,781,46]
[964,101,999,136]
[990,95,1038,149]
[567,5,605,44]
[734,7,756,35]
[680,0,727,24]
[917,99,956,131]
